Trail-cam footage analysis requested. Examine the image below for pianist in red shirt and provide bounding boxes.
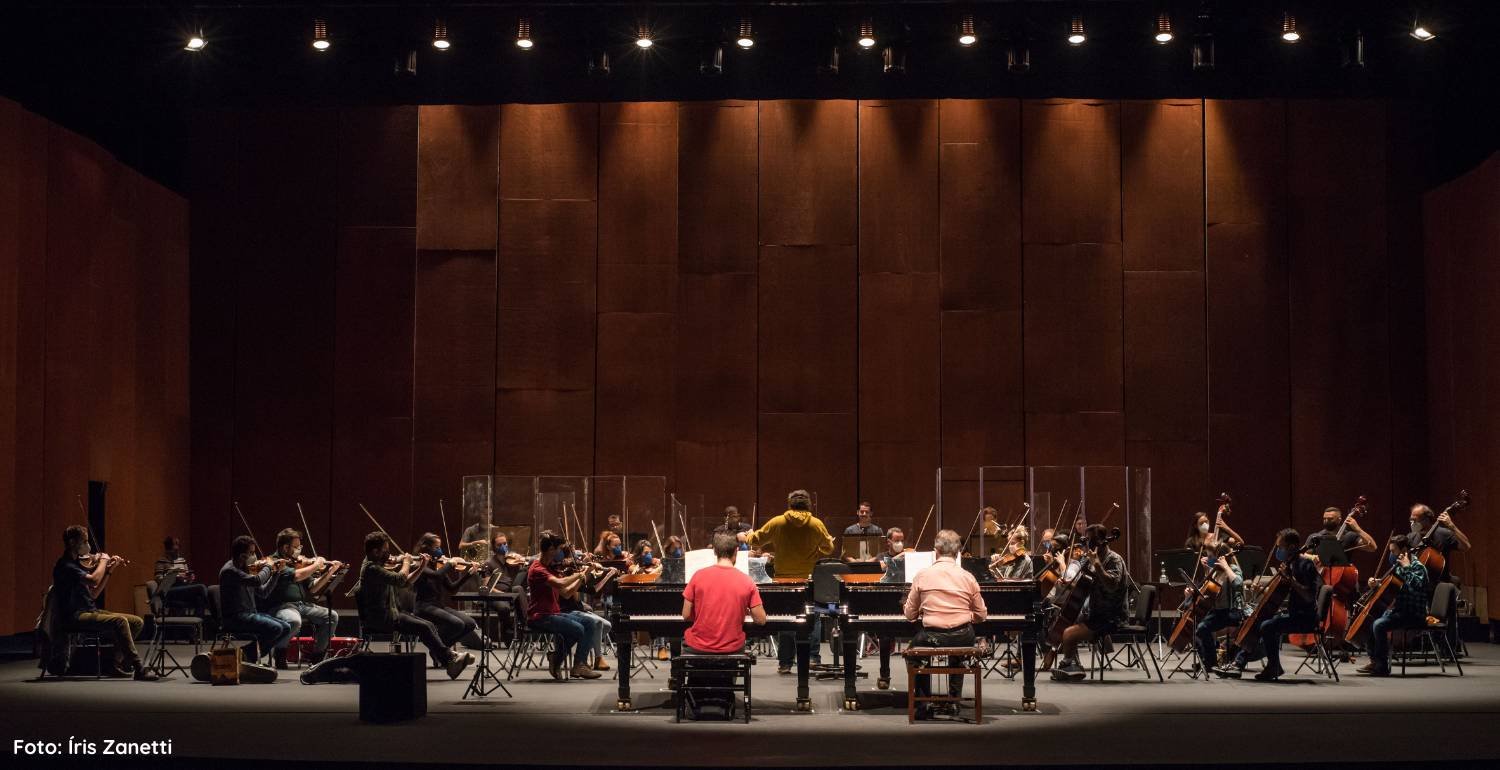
[681,533,768,654]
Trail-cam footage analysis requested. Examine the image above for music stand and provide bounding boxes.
[452,589,514,699]
[841,536,884,561]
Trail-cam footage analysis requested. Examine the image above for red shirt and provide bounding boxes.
[682,564,762,653]
[527,560,560,622]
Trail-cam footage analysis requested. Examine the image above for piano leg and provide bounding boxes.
[667,638,682,691]
[877,637,893,690]
[1020,634,1038,712]
[796,634,812,711]
[615,632,633,711]
[841,635,859,710]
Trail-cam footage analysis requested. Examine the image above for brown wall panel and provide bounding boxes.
[416,105,498,251]
[679,102,757,275]
[596,313,675,477]
[759,245,858,413]
[332,227,415,554]
[500,103,597,202]
[940,310,1024,466]
[1024,411,1125,467]
[757,412,857,532]
[1022,100,1121,246]
[859,100,939,274]
[858,274,939,443]
[939,99,1021,312]
[1127,440,1210,547]
[1209,414,1293,551]
[1023,242,1124,413]
[1122,100,1204,271]
[338,106,418,228]
[758,100,857,247]
[1123,271,1207,442]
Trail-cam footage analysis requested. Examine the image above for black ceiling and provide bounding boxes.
[2,1,1495,193]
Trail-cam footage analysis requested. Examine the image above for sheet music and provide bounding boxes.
[903,550,936,582]
[684,548,716,582]
[734,549,751,576]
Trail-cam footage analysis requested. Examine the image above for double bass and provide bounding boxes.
[1345,489,1469,644]
[1289,496,1366,649]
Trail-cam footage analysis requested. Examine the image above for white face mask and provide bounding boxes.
[291,546,303,558]
[1198,522,1211,534]
[75,542,92,558]
[889,541,904,552]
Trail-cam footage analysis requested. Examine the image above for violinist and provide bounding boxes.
[713,506,752,538]
[1306,506,1376,557]
[663,535,686,560]
[411,533,491,656]
[1356,535,1429,677]
[50,525,157,680]
[554,542,613,672]
[1214,528,1320,681]
[355,531,473,680]
[265,528,341,668]
[154,535,208,614]
[990,524,1034,580]
[483,532,528,640]
[628,539,661,575]
[528,531,602,681]
[594,531,625,559]
[1050,524,1127,682]
[218,535,293,663]
[1189,537,1244,673]
[593,513,624,552]
[877,527,906,583]
[980,507,1001,541]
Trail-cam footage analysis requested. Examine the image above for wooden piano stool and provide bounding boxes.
[672,653,755,723]
[901,646,984,724]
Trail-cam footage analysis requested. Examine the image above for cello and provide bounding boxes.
[1224,538,1298,660]
[1290,496,1366,649]
[1345,490,1470,644]
[1044,527,1122,647]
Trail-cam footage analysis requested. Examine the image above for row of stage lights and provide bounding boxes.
[182,10,1444,56]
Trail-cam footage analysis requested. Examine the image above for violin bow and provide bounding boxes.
[960,506,986,552]
[750,503,757,529]
[437,499,455,557]
[233,501,261,547]
[76,494,104,557]
[650,519,666,556]
[674,498,693,551]
[913,503,936,550]
[568,503,589,551]
[1047,500,1071,538]
[358,503,398,547]
[296,502,319,558]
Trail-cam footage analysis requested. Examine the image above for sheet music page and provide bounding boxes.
[684,548,716,582]
[903,550,935,582]
[734,549,751,575]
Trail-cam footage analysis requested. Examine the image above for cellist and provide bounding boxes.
[1355,535,1429,677]
[1188,535,1244,672]
[1049,524,1127,682]
[1213,528,1320,681]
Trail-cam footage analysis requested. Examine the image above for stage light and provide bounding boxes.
[1068,14,1086,46]
[958,14,977,47]
[185,31,207,52]
[312,18,330,51]
[1281,12,1300,43]
[1155,11,1173,44]
[858,18,876,49]
[636,24,654,49]
[1410,23,1435,42]
[737,18,754,48]
[516,17,533,49]
[432,18,450,50]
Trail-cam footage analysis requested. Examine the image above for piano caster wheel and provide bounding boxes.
[617,700,633,711]
[876,678,890,690]
[843,698,860,711]
[796,700,812,712]
[1022,698,1037,712]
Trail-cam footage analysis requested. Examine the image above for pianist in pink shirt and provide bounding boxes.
[901,529,985,718]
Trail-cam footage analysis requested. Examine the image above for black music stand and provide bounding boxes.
[453,590,513,699]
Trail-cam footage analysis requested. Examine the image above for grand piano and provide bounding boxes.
[610,573,816,711]
[835,573,1043,711]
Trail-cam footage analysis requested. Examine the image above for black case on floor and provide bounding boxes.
[357,652,427,723]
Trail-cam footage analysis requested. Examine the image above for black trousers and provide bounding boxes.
[909,625,977,698]
[392,612,452,664]
[414,602,477,648]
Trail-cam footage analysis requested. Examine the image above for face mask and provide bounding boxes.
[1324,520,1339,532]
[497,544,509,555]
[1410,521,1424,538]
[551,550,565,564]
[641,553,655,566]
[431,547,444,559]
[1273,547,1290,562]
[890,542,904,552]
[738,542,749,551]
[1198,522,1211,534]
[612,545,623,557]
[672,549,684,559]
[1041,542,1053,554]
[75,543,92,558]
[292,546,304,557]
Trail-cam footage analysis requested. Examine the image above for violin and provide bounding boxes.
[81,553,130,570]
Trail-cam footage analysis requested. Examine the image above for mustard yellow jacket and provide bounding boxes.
[746,510,834,580]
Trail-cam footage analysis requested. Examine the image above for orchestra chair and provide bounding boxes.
[143,580,202,679]
[1292,585,1340,682]
[1393,582,1463,677]
[901,646,984,724]
[1091,584,1164,682]
[350,587,413,656]
[672,653,755,723]
[38,587,108,680]
[205,585,274,666]
[503,612,564,681]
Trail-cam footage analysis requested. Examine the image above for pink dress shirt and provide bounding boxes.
[902,555,986,629]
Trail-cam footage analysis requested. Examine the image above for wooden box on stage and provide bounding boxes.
[210,647,241,685]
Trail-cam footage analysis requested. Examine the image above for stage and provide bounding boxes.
[4,641,1499,766]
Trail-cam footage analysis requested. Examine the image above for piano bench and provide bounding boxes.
[901,647,984,724]
[672,653,755,724]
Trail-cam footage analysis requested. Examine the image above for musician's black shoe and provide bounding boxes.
[273,649,289,670]
[913,705,936,721]
[776,665,792,675]
[549,649,565,681]
[1356,662,1390,676]
[1252,665,1284,682]
[133,665,160,682]
[1211,665,1241,679]
[447,652,474,681]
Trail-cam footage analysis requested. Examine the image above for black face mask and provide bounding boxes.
[1323,520,1339,532]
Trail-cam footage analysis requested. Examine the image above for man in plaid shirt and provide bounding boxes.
[1357,534,1430,677]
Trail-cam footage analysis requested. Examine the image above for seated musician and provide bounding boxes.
[1306,506,1376,559]
[981,507,1001,543]
[682,533,767,654]
[1408,503,1469,583]
[481,531,528,641]
[355,531,472,680]
[713,506,753,543]
[1051,524,1127,681]
[593,513,625,552]
[663,535,686,560]
[878,528,906,583]
[557,541,613,672]
[154,535,208,614]
[219,535,293,663]
[990,525,1034,580]
[595,531,625,559]
[457,516,493,561]
[903,529,985,719]
[266,528,341,668]
[1357,535,1430,677]
[411,533,489,655]
[843,502,883,537]
[1214,528,1320,681]
[527,531,602,680]
[1185,505,1244,552]
[627,540,661,575]
[50,525,157,680]
[1189,536,1244,671]
[739,489,835,673]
